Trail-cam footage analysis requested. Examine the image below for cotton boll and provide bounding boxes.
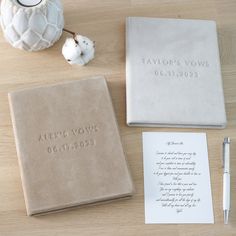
[62,38,82,65]
[62,34,95,66]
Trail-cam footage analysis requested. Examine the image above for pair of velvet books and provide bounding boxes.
[9,17,227,216]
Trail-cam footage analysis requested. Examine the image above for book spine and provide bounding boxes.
[8,93,31,216]
[125,17,132,125]
[213,22,227,126]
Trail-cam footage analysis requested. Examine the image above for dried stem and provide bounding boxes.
[63,28,76,37]
[63,28,79,44]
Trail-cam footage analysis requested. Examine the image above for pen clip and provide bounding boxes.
[223,137,230,171]
[222,141,225,169]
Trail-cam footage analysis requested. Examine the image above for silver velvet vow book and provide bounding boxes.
[126,17,227,128]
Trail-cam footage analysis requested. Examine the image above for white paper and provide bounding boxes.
[142,132,214,224]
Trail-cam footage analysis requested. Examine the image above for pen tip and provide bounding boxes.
[224,210,229,224]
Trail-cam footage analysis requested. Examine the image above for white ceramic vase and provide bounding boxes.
[0,0,64,51]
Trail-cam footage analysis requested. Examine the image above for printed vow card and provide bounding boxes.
[142,132,214,224]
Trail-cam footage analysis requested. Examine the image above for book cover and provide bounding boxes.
[9,76,134,216]
[126,17,227,128]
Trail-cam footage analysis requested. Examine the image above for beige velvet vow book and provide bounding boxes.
[9,76,134,216]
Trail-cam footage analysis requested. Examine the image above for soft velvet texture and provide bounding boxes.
[9,76,134,216]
